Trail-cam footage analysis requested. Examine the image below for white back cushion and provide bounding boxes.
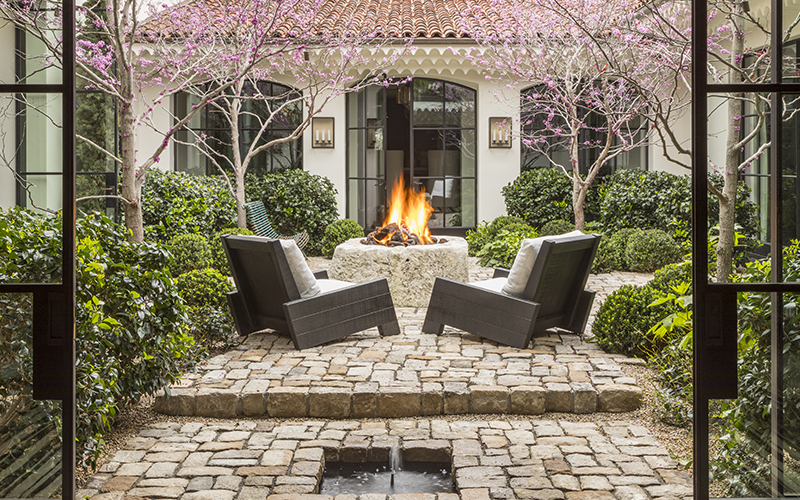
[501,230,585,297]
[280,240,320,298]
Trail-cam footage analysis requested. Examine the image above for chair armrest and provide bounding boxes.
[493,268,511,279]
[313,269,329,279]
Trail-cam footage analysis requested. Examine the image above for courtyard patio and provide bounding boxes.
[75,259,693,500]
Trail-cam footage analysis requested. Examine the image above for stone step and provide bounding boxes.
[154,381,642,418]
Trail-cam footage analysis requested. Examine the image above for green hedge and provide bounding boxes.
[245,169,339,256]
[321,219,364,257]
[0,207,198,467]
[140,169,237,242]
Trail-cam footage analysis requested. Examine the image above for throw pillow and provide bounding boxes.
[280,240,320,298]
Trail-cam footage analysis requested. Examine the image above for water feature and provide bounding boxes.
[320,461,454,495]
[321,445,452,496]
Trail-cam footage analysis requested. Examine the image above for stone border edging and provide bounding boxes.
[154,381,642,418]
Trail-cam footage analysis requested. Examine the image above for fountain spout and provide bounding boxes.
[389,442,402,490]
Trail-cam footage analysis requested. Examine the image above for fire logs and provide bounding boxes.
[361,222,447,247]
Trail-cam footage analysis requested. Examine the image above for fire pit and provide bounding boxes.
[330,179,469,308]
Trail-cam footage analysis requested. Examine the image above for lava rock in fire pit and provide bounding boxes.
[362,222,447,247]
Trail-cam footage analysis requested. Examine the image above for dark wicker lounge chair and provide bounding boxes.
[243,201,310,251]
[222,234,400,349]
[422,232,601,348]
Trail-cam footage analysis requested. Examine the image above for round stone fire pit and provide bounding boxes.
[329,237,469,308]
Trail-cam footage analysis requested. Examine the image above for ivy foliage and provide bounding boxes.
[246,169,339,256]
[475,225,539,269]
[140,169,237,243]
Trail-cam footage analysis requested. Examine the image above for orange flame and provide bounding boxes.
[381,178,434,244]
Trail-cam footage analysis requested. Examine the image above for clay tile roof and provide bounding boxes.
[143,0,511,39]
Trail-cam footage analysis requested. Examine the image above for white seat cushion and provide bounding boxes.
[502,230,585,297]
[470,278,508,294]
[280,240,320,298]
[317,279,354,294]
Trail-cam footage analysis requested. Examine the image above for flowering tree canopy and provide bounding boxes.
[461,0,690,230]
[0,0,411,241]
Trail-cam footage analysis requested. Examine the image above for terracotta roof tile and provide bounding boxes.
[143,0,511,39]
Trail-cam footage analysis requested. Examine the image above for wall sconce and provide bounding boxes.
[489,117,512,149]
[312,117,334,149]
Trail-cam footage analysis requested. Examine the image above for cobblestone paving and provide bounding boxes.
[80,418,692,500]
[154,262,653,419]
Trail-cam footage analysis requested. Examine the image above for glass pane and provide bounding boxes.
[23,175,63,214]
[785,3,800,67]
[413,100,444,127]
[708,92,770,282]
[348,129,365,178]
[708,289,800,497]
[76,92,115,173]
[365,86,385,124]
[21,27,63,85]
[0,294,63,498]
[414,130,444,178]
[174,130,206,176]
[445,130,475,177]
[347,178,385,230]
[784,94,800,262]
[413,79,444,127]
[707,5,771,85]
[348,90,364,129]
[348,179,364,226]
[444,84,475,128]
[365,130,384,178]
[76,173,112,214]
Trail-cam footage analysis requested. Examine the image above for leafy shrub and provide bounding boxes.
[175,268,232,309]
[0,207,197,467]
[140,169,237,242]
[592,228,642,273]
[321,219,364,257]
[502,168,574,227]
[175,268,237,349]
[599,170,761,241]
[465,221,492,256]
[649,339,693,426]
[625,229,683,273]
[245,169,339,256]
[539,219,576,236]
[209,227,255,275]
[465,216,529,256]
[476,225,538,268]
[591,284,674,357]
[649,261,693,295]
[168,233,211,276]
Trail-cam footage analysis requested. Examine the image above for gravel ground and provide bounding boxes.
[75,355,694,490]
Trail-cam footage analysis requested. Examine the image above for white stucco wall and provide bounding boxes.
[135,86,173,171]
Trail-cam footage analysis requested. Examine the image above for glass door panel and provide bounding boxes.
[346,85,387,229]
[0,293,63,498]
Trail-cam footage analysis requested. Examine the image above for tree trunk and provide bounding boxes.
[118,97,143,243]
[716,20,745,283]
[573,180,587,231]
[236,170,247,228]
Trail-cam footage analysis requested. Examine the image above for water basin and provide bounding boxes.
[320,461,454,495]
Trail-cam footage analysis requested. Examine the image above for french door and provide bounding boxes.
[693,0,800,497]
[346,78,477,232]
[0,1,77,498]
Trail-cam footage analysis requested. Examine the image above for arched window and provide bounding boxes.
[174,81,303,177]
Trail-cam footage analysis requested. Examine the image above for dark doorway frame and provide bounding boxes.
[692,0,800,498]
[0,0,77,497]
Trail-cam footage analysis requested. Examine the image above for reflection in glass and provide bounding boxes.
[0,293,62,498]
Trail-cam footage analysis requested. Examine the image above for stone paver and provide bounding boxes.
[154,260,652,419]
[79,419,691,500]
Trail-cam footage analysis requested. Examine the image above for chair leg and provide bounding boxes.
[378,320,401,337]
[567,289,596,337]
[422,319,444,335]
